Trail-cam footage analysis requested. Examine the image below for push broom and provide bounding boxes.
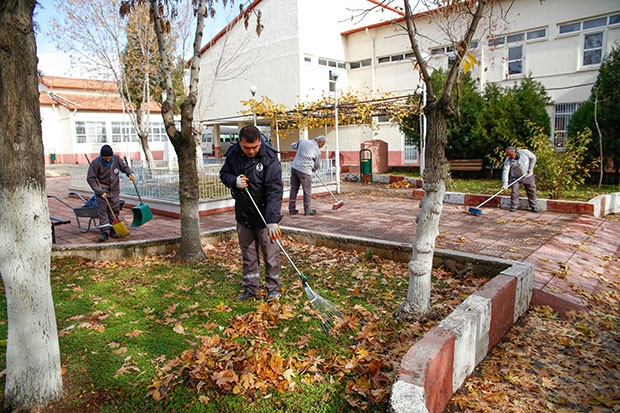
[313,171,344,210]
[244,188,343,331]
[84,154,130,237]
[466,174,527,216]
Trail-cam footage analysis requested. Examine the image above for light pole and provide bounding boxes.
[332,71,340,193]
[249,85,257,126]
[415,83,427,178]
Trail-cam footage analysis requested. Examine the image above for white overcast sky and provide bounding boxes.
[34,1,231,78]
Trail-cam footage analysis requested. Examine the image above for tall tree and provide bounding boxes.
[395,0,501,321]
[120,0,261,262]
[121,2,169,167]
[474,75,552,165]
[0,0,63,409]
[49,0,163,165]
[569,45,620,185]
[120,0,207,262]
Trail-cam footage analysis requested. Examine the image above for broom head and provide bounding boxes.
[111,219,130,237]
[332,201,344,210]
[467,207,482,216]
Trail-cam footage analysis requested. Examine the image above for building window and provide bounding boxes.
[583,16,607,30]
[583,32,603,66]
[554,102,582,147]
[75,121,106,144]
[318,58,344,69]
[527,28,547,40]
[506,33,524,44]
[559,21,581,34]
[111,121,135,143]
[304,56,312,63]
[349,58,371,70]
[148,123,167,142]
[508,45,523,75]
[329,70,338,92]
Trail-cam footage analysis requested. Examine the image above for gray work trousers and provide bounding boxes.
[289,168,313,213]
[96,193,120,232]
[236,222,281,295]
[510,173,538,209]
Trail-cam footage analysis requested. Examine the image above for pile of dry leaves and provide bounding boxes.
[147,238,489,409]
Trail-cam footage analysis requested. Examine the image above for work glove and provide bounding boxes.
[129,175,136,182]
[266,223,282,241]
[501,186,508,192]
[236,174,249,189]
[527,171,533,177]
[101,192,108,199]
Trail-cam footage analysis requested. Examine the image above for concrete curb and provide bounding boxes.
[368,173,620,218]
[390,262,532,413]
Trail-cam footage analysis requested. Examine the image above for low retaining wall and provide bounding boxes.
[369,173,620,218]
[52,227,532,413]
[284,228,533,413]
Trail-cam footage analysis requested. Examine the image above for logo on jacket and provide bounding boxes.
[256,163,263,172]
[114,167,120,175]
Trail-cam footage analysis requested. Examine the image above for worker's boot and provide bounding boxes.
[98,232,109,242]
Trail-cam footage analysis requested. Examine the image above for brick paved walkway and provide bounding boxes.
[46,174,620,315]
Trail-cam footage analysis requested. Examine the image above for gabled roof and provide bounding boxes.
[38,75,161,113]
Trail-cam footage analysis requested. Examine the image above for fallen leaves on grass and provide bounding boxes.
[145,240,489,409]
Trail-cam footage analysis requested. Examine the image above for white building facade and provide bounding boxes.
[39,76,170,165]
[196,0,620,169]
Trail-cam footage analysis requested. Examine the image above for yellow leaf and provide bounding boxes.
[173,323,185,335]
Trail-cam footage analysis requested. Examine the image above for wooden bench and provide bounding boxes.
[448,159,484,172]
[50,216,70,244]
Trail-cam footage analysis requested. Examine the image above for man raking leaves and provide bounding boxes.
[219,126,284,302]
[219,126,342,330]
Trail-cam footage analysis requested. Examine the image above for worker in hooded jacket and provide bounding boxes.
[219,126,284,302]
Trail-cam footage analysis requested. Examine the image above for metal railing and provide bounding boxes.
[70,159,335,202]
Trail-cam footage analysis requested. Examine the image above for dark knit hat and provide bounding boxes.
[100,145,113,157]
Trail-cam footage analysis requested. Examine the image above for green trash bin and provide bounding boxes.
[359,148,372,181]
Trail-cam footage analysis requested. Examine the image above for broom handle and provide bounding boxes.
[124,157,144,204]
[313,171,339,202]
[84,154,120,221]
[244,188,308,283]
[475,174,527,209]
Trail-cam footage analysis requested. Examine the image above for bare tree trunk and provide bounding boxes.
[395,102,447,321]
[0,1,63,409]
[394,0,489,322]
[148,0,206,262]
[593,90,604,189]
[137,131,156,167]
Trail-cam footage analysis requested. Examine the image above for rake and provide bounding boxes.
[244,188,343,331]
[314,171,344,210]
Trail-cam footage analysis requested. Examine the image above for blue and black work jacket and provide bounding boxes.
[219,139,283,229]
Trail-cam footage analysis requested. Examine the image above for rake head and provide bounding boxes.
[303,282,343,333]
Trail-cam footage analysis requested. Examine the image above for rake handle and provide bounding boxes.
[243,188,308,283]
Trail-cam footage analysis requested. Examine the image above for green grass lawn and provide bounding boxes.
[389,171,619,201]
[0,240,488,412]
